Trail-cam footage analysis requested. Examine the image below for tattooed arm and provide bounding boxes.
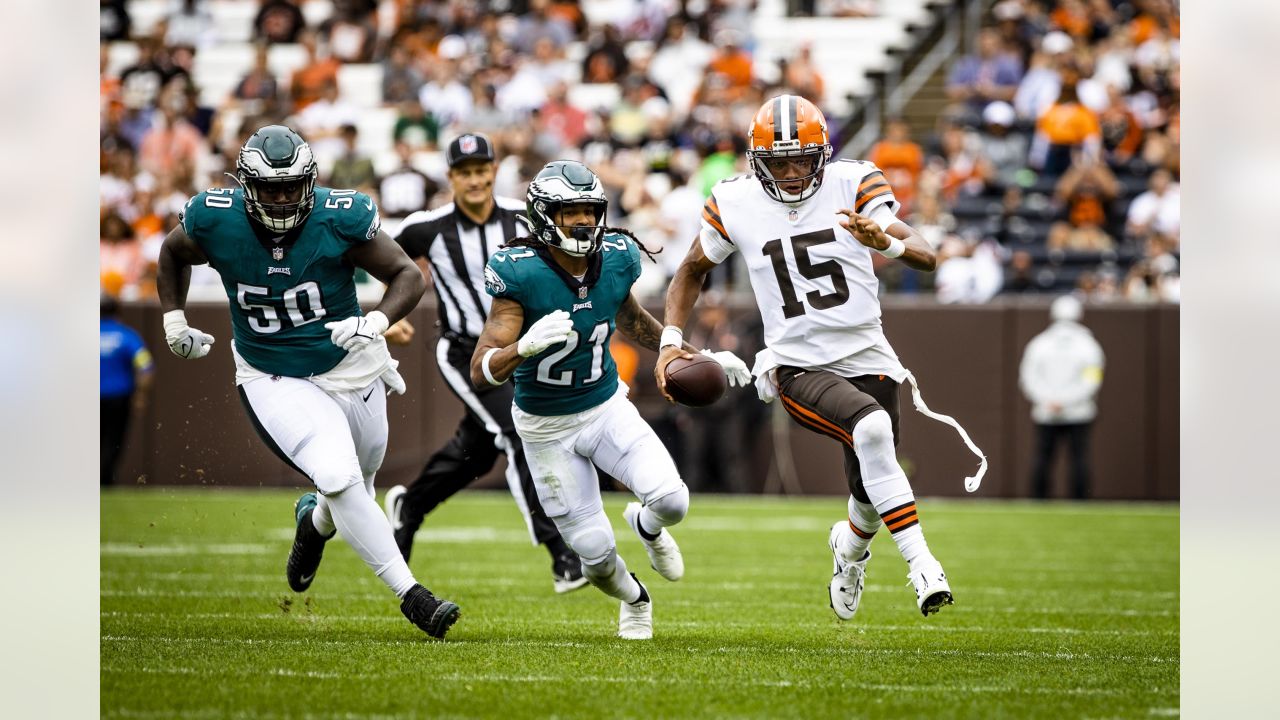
[615,293,697,353]
[470,297,528,388]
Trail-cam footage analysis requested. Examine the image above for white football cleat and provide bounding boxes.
[618,575,652,640]
[623,502,684,581]
[828,521,870,621]
[909,559,954,616]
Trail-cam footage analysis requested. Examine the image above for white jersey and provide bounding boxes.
[699,159,906,378]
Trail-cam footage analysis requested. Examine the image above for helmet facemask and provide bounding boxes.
[524,160,609,257]
[748,143,832,204]
[236,126,319,233]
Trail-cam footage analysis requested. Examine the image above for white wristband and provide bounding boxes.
[162,309,189,339]
[660,326,683,349]
[878,237,907,259]
[481,347,505,386]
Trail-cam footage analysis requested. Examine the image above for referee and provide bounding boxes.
[385,133,587,594]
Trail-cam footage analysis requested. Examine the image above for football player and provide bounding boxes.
[658,96,987,620]
[469,160,750,640]
[156,125,461,639]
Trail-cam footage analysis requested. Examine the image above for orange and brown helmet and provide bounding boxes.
[747,94,833,203]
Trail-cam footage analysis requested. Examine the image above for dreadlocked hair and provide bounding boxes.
[501,227,663,263]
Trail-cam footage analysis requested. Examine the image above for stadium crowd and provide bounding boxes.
[100,0,1178,306]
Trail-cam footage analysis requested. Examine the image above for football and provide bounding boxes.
[664,354,728,407]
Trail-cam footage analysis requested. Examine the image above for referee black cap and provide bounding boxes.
[446,133,495,167]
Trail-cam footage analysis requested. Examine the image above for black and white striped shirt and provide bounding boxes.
[393,197,529,340]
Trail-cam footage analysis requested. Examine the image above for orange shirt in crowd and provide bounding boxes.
[610,337,639,390]
[1130,14,1180,44]
[709,50,753,90]
[290,58,341,112]
[868,139,924,214]
[101,240,145,292]
[1037,102,1101,146]
[1050,6,1092,39]
[138,120,204,179]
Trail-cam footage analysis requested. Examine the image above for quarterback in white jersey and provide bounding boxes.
[659,95,987,621]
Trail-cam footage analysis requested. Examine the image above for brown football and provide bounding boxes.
[664,354,728,407]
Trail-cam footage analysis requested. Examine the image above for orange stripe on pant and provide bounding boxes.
[781,399,851,447]
[780,394,853,447]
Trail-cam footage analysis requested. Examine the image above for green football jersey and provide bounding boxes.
[485,233,643,416]
[180,186,381,377]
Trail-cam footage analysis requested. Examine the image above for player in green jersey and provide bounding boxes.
[155,125,460,639]
[470,161,752,640]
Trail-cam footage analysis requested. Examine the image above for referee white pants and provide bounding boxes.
[238,375,387,496]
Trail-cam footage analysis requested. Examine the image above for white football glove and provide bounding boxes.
[324,310,389,352]
[755,368,779,404]
[518,309,574,357]
[700,349,752,388]
[163,310,215,360]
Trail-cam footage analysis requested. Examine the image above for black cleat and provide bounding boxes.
[286,492,331,593]
[400,584,461,639]
[551,551,589,594]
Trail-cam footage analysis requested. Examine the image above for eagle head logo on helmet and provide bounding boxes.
[236,125,319,233]
[747,95,832,204]
[523,160,609,257]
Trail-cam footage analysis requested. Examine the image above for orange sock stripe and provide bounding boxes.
[887,515,920,533]
[779,394,852,446]
[848,519,877,539]
[781,400,852,447]
[881,503,917,525]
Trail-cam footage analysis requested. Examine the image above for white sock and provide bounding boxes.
[583,552,642,604]
[325,487,418,597]
[311,496,336,537]
[853,411,935,569]
[838,495,881,562]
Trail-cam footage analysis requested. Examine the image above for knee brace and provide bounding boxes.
[852,409,894,454]
[646,483,690,526]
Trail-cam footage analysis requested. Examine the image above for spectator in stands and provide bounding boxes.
[119,36,190,112]
[293,81,361,163]
[932,123,992,203]
[868,119,925,215]
[101,0,132,42]
[539,80,590,152]
[164,0,217,50]
[289,32,342,113]
[100,294,154,486]
[1047,155,1118,252]
[707,30,754,100]
[977,101,1029,192]
[418,37,474,132]
[393,99,440,150]
[137,83,205,182]
[514,0,576,55]
[1004,249,1036,292]
[1019,294,1104,499]
[378,141,441,218]
[101,211,145,300]
[1097,83,1143,167]
[935,234,1004,304]
[1126,168,1179,241]
[319,0,378,64]
[992,0,1041,67]
[907,192,957,250]
[231,43,283,116]
[649,20,714,115]
[946,27,1023,120]
[1014,31,1073,120]
[254,0,307,45]
[100,147,138,218]
[582,24,631,83]
[382,43,425,105]
[783,43,826,107]
[1030,74,1101,177]
[327,124,378,192]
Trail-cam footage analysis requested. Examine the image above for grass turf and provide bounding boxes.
[101,489,1178,719]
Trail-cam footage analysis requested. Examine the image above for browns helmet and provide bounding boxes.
[747,95,832,203]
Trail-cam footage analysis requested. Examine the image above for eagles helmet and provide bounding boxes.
[747,94,833,204]
[524,160,608,257]
[236,125,318,232]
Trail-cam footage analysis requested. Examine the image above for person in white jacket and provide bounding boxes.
[1019,295,1105,498]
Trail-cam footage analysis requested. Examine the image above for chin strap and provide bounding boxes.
[902,370,988,493]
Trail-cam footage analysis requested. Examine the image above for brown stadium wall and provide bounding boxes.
[114,298,1179,500]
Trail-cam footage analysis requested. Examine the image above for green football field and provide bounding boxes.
[101,489,1178,719]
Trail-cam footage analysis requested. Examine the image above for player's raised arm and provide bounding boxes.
[655,238,719,392]
[156,223,216,360]
[836,210,937,272]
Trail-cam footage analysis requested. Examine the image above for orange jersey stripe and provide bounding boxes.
[855,186,893,213]
[702,209,730,240]
[857,171,886,193]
